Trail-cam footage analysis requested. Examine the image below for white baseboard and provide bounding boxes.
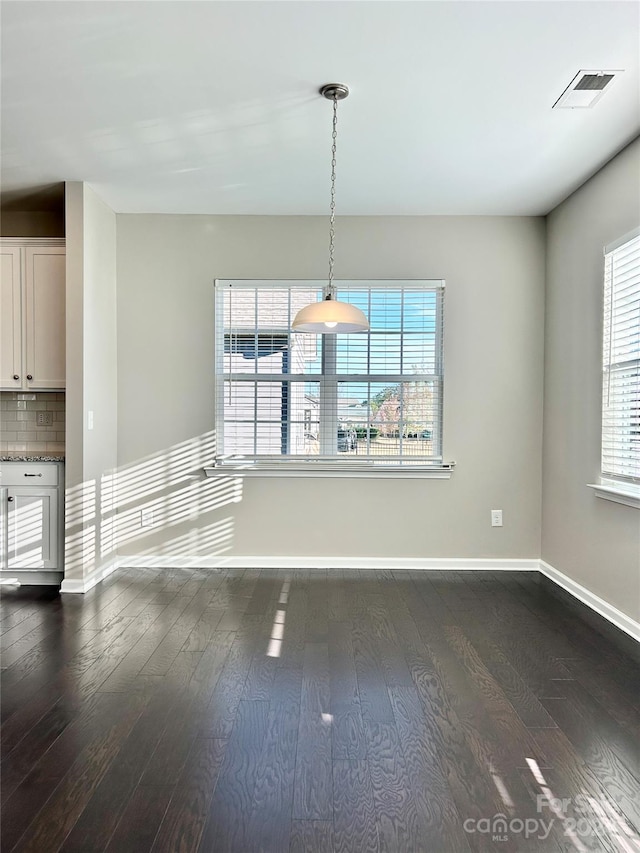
[58,552,639,644]
[116,555,540,572]
[539,560,640,643]
[60,556,119,594]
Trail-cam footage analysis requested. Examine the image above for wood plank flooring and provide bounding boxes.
[1,568,639,852]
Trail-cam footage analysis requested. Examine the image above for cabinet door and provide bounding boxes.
[25,246,65,389]
[0,247,23,389]
[6,487,58,569]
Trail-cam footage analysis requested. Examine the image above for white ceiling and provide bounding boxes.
[2,1,639,216]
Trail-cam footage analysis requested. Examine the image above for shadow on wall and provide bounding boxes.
[65,431,242,574]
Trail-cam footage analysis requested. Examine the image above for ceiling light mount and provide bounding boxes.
[292,82,368,334]
[319,83,350,101]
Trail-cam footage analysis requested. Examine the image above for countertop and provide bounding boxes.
[0,454,65,462]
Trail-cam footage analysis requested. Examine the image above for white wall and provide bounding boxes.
[116,215,545,562]
[64,183,117,587]
[543,139,640,622]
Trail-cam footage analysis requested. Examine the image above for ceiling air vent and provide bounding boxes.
[553,69,622,109]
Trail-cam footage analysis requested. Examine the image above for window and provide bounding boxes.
[214,280,446,473]
[601,230,640,486]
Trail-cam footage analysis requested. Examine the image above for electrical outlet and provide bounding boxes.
[141,509,154,527]
[491,509,503,527]
[36,411,53,426]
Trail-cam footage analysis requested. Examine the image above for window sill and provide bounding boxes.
[204,463,454,479]
[587,481,640,509]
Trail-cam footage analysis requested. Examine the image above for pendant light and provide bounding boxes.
[291,83,369,334]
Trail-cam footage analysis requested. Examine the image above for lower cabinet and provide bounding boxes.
[6,486,59,569]
[0,462,63,579]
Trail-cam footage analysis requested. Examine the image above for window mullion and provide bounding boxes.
[435,289,444,459]
[400,288,405,373]
[398,381,404,454]
[320,335,338,455]
[253,289,259,454]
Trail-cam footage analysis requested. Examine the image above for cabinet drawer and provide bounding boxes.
[0,463,59,487]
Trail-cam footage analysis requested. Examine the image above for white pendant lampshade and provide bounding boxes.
[291,296,369,333]
[291,83,369,335]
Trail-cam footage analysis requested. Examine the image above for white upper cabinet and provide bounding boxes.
[0,240,65,391]
[25,246,66,389]
[0,247,22,389]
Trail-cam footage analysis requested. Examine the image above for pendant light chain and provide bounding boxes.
[327,94,338,299]
[290,83,368,334]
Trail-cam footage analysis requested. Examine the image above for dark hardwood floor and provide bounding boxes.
[1,568,638,852]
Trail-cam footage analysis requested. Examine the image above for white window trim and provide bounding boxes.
[204,462,454,479]
[604,226,640,255]
[587,480,640,509]
[599,227,640,496]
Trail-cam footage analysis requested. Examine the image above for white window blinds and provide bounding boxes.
[215,280,446,471]
[602,230,640,484]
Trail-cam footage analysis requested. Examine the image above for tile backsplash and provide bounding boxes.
[0,391,65,453]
